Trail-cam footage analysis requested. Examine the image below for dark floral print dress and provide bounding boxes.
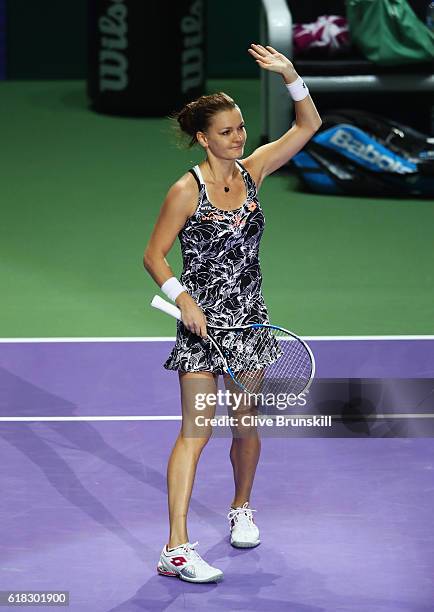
[164,160,273,373]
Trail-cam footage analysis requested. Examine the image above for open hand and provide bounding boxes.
[248,43,296,80]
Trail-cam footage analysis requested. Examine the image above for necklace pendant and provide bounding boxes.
[224,186,230,193]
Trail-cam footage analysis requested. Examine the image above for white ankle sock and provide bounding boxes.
[167,542,188,552]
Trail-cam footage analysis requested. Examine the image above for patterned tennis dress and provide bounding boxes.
[164,160,272,373]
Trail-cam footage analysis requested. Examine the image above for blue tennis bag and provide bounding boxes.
[291,109,434,197]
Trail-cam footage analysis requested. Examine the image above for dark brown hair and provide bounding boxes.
[171,92,237,148]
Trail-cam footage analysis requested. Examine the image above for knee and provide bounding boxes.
[179,430,212,455]
[229,406,258,435]
[230,415,261,440]
[231,428,260,442]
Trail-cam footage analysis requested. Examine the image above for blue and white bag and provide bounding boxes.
[291,110,434,197]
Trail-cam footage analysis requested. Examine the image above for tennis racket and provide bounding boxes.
[151,295,315,397]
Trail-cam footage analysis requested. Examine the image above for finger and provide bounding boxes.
[186,320,197,336]
[249,49,268,62]
[198,314,207,338]
[256,44,271,54]
[266,45,279,54]
[250,43,268,57]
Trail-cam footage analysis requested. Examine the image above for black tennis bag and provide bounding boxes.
[291,109,434,197]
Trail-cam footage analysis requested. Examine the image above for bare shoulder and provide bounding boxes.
[164,170,199,218]
[238,157,263,191]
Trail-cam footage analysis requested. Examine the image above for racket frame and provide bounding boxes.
[150,294,315,395]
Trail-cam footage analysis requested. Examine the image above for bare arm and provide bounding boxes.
[143,174,208,337]
[143,177,192,286]
[244,44,322,187]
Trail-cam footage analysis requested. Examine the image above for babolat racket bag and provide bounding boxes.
[291,109,434,197]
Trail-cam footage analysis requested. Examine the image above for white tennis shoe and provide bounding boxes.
[227,502,260,548]
[157,541,223,583]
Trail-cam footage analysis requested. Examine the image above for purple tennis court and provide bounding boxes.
[3,0,434,606]
[1,339,433,611]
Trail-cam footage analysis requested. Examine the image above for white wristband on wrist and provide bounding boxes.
[285,76,309,101]
[161,277,187,302]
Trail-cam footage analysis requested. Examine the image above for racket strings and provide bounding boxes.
[219,327,312,396]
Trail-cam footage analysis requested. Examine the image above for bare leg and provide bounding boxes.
[224,375,261,509]
[167,371,218,549]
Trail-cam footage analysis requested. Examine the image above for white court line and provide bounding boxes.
[0,336,434,343]
[0,414,433,422]
[0,416,182,421]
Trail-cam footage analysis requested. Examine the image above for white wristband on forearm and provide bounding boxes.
[161,277,187,302]
[285,76,309,101]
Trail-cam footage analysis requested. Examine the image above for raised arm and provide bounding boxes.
[143,174,208,337]
[244,44,322,187]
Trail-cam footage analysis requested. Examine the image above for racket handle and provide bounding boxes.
[151,294,182,320]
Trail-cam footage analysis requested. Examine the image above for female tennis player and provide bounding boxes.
[144,43,321,583]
